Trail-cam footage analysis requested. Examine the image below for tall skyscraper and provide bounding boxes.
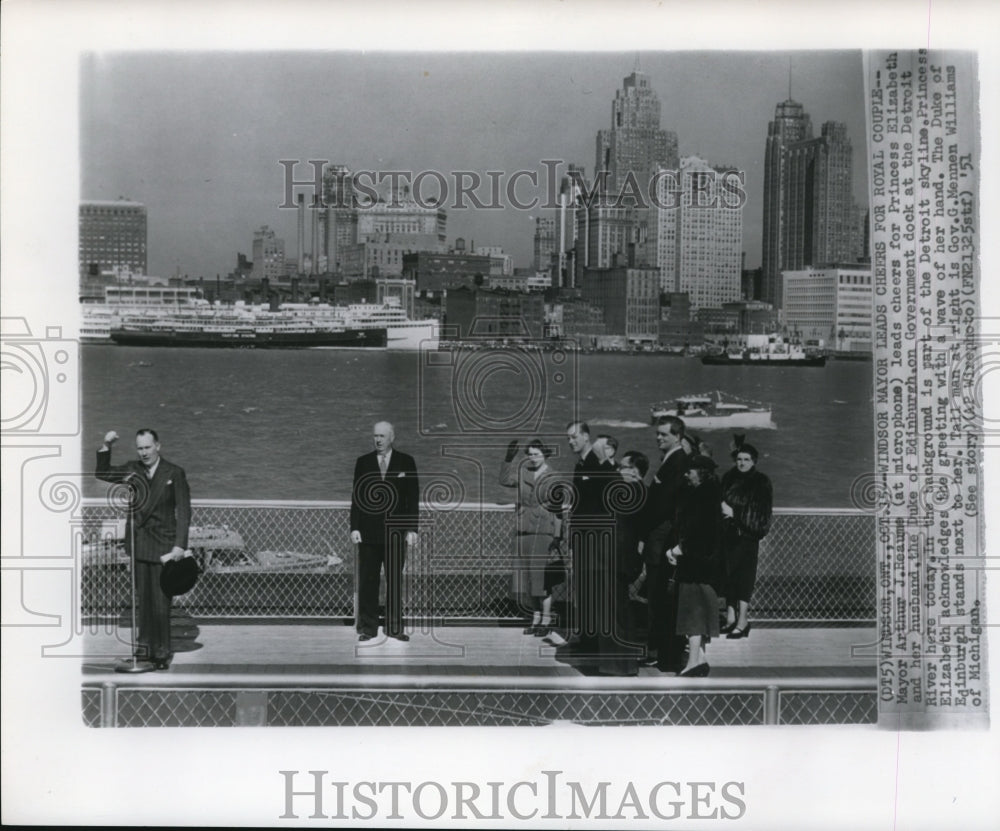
[761,99,813,305]
[79,199,147,282]
[595,71,679,197]
[654,156,744,311]
[761,96,858,307]
[783,121,856,272]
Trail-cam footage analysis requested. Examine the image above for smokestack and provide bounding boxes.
[310,201,319,276]
[297,194,306,274]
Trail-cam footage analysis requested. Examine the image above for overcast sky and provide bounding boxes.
[80,50,867,279]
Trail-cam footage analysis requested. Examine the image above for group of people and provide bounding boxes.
[501,419,773,677]
[95,417,771,679]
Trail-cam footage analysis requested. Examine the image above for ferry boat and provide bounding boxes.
[701,334,827,367]
[650,391,775,430]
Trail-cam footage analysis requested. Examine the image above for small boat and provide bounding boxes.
[650,391,775,430]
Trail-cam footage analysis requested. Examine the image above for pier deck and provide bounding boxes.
[82,620,877,727]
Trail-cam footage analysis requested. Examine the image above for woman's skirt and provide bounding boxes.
[511,532,552,602]
[676,582,721,637]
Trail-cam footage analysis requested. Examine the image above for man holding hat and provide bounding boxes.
[96,428,191,670]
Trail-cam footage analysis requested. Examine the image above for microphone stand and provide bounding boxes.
[117,475,154,673]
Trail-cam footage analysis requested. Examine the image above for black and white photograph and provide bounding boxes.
[2,1,998,827]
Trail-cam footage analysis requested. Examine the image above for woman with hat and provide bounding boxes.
[499,439,563,636]
[665,453,723,677]
[720,439,773,639]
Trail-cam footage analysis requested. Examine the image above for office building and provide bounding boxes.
[79,199,148,283]
[251,226,286,283]
[761,96,862,307]
[580,265,659,343]
[761,98,813,306]
[595,71,679,198]
[782,265,873,352]
[654,156,743,310]
[444,287,545,340]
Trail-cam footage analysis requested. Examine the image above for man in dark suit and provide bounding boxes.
[349,421,420,642]
[643,415,688,672]
[557,421,618,664]
[96,428,191,670]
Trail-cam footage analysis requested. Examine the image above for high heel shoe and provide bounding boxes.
[533,626,551,637]
[726,623,751,639]
[523,625,540,635]
[720,621,737,635]
[679,662,710,677]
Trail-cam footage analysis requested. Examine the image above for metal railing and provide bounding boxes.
[82,675,876,727]
[79,499,875,625]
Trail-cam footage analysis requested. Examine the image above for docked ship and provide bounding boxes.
[650,391,775,430]
[92,294,439,350]
[109,312,387,348]
[701,334,826,367]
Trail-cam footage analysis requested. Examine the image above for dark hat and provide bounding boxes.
[733,442,759,463]
[160,555,200,597]
[686,453,718,473]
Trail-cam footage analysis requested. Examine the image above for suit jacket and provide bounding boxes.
[350,449,420,546]
[571,449,618,521]
[615,479,648,580]
[643,446,688,564]
[96,450,191,564]
[499,458,562,539]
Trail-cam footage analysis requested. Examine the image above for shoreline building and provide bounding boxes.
[79,199,148,288]
[781,264,873,353]
[654,156,744,311]
[580,265,659,345]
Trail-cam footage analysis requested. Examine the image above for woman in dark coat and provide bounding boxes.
[666,454,722,677]
[720,441,773,639]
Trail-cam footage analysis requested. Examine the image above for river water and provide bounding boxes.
[81,345,874,507]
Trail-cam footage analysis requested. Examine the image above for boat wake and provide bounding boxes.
[589,419,650,430]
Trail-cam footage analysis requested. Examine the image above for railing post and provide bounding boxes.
[100,681,117,727]
[763,685,780,725]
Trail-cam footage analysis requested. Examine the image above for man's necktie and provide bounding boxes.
[378,454,387,476]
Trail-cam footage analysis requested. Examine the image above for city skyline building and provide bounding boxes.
[783,121,857,272]
[655,156,744,311]
[251,225,286,283]
[761,94,863,308]
[595,71,679,197]
[79,199,148,284]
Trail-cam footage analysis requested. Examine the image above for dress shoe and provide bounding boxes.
[358,633,375,642]
[726,623,751,639]
[679,662,710,677]
[638,654,659,667]
[151,655,173,670]
[388,632,410,642]
[533,626,551,638]
[720,620,737,635]
[523,625,539,635]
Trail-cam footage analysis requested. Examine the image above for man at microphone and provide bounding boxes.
[96,428,191,670]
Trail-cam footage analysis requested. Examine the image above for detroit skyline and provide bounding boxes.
[81,50,868,282]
